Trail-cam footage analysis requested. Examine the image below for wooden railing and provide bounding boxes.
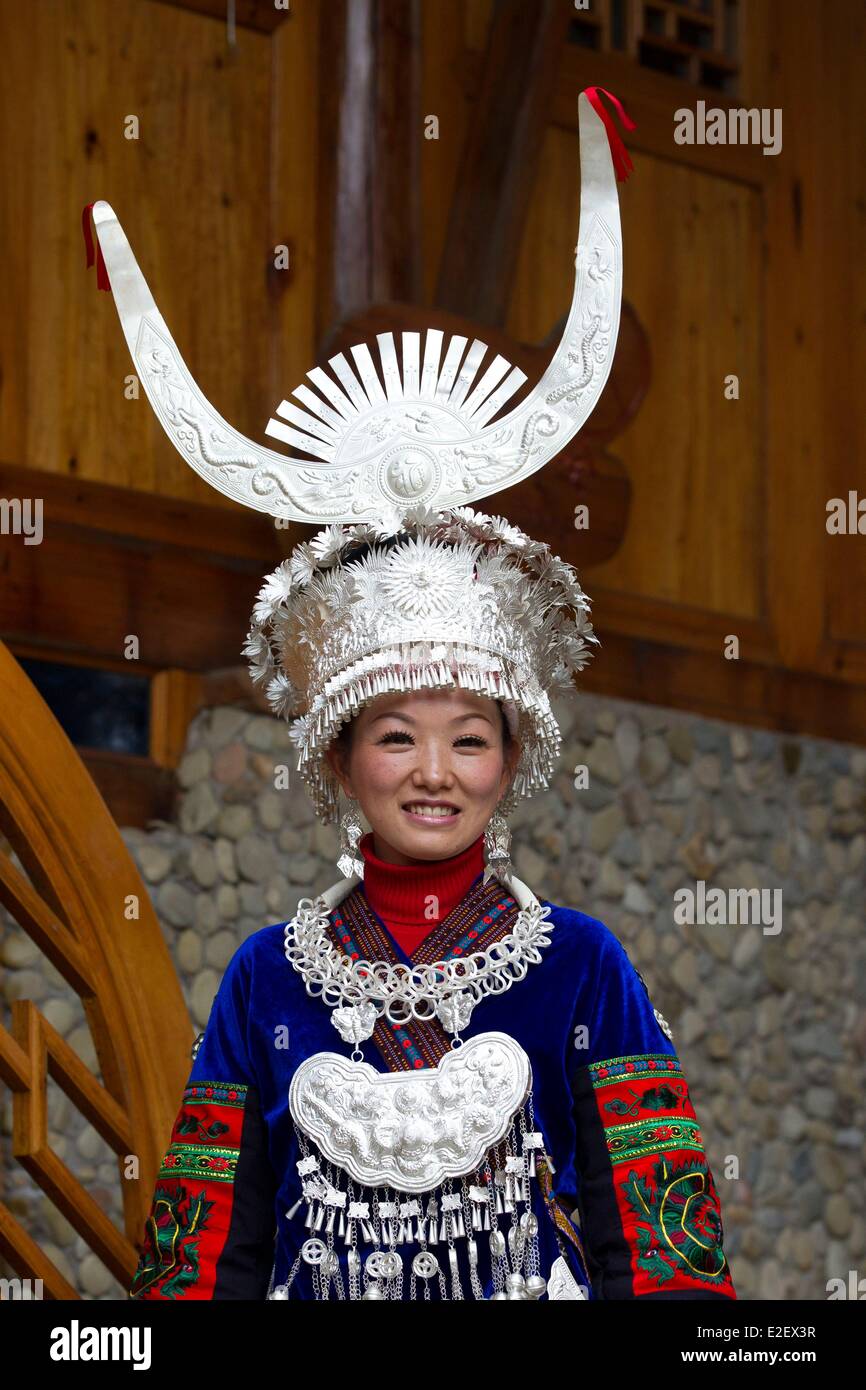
[0,641,191,1298]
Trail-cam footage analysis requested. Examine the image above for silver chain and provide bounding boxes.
[284,891,554,1027]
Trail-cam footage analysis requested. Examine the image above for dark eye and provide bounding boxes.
[376,730,488,747]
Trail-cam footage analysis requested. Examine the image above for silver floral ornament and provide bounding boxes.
[380,535,474,619]
[331,1002,378,1046]
[434,992,475,1035]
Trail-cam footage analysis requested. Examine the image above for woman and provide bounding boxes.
[126,511,735,1301]
[87,88,736,1301]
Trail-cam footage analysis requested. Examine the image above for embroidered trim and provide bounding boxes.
[159,1144,240,1181]
[536,1154,590,1284]
[590,1054,683,1084]
[605,1117,705,1163]
[183,1081,249,1105]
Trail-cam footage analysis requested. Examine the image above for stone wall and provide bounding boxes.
[1,693,864,1300]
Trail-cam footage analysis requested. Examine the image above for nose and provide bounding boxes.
[409,735,455,791]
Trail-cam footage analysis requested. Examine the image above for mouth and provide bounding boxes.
[401,801,462,826]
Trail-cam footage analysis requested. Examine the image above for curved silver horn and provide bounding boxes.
[93,90,623,525]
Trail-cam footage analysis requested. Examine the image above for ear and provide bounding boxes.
[325,740,354,799]
[501,734,522,790]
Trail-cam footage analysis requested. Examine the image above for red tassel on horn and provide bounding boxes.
[81,203,111,291]
[583,87,637,183]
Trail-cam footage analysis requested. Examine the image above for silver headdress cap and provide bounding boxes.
[244,503,598,822]
[87,87,632,823]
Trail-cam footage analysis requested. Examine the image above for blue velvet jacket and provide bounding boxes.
[128,871,736,1301]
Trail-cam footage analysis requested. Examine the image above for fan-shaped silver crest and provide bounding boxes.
[91,91,621,525]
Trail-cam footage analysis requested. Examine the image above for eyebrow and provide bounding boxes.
[368,710,493,726]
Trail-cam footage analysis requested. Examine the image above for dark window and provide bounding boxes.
[19,658,150,757]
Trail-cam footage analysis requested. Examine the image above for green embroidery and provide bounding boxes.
[130,1185,214,1300]
[622,1155,727,1285]
[158,1143,239,1182]
[176,1111,232,1141]
[604,1083,686,1117]
[606,1117,705,1163]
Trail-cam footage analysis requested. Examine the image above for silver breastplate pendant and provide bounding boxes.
[270,1031,560,1302]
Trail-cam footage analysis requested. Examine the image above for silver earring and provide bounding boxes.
[337,796,365,880]
[483,810,513,885]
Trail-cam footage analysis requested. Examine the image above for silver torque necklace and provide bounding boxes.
[283,869,555,1058]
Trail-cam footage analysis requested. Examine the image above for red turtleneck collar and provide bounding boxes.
[359,830,485,956]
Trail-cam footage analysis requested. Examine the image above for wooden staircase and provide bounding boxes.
[0,640,191,1298]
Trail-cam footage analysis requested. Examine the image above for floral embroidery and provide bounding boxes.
[130,1184,214,1299]
[622,1154,728,1286]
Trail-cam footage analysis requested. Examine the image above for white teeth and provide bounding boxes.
[405,804,458,818]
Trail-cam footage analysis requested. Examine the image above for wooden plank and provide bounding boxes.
[80,752,176,832]
[0,855,96,998]
[0,1202,80,1299]
[0,526,266,670]
[150,670,205,768]
[455,46,764,182]
[435,0,572,324]
[0,463,283,560]
[652,0,716,30]
[589,587,777,664]
[143,0,291,34]
[0,0,274,506]
[815,0,866,651]
[754,0,828,671]
[419,1,486,304]
[315,0,423,341]
[268,0,321,409]
[0,464,282,672]
[17,1145,139,1286]
[507,121,764,622]
[553,46,770,186]
[584,627,866,748]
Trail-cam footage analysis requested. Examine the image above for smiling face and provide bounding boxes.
[324,687,522,866]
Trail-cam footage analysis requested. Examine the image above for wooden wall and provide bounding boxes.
[1,0,865,758]
[501,0,866,734]
[0,0,318,507]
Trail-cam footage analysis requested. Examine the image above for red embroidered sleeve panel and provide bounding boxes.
[129,943,278,1300]
[571,1053,736,1299]
[567,927,736,1299]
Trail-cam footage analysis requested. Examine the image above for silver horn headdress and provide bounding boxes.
[87,86,629,825]
[89,83,635,1303]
